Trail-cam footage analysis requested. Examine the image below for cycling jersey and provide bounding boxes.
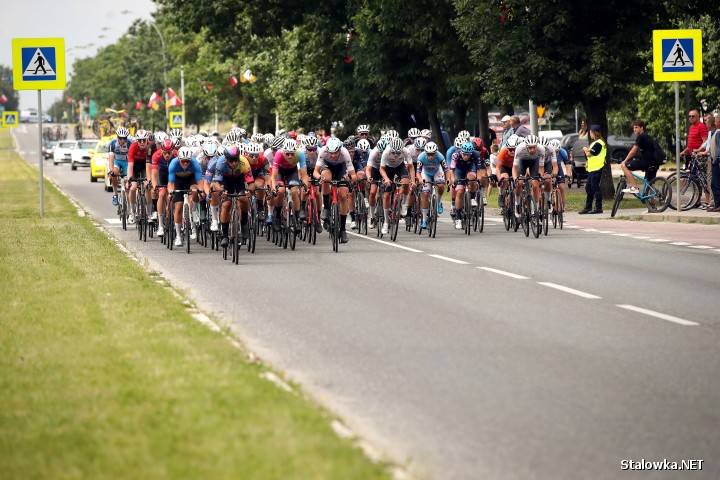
[541,145,558,167]
[168,158,203,184]
[247,153,270,177]
[380,148,411,168]
[417,151,448,175]
[151,148,177,171]
[302,147,319,172]
[495,147,514,169]
[406,146,421,166]
[316,146,355,171]
[127,141,149,163]
[273,149,307,170]
[213,155,254,183]
[108,137,133,161]
[352,149,368,172]
[450,150,481,171]
[366,148,383,169]
[512,143,545,166]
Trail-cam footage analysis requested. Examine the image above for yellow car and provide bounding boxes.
[90,140,111,190]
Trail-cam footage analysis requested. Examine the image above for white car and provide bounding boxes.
[70,139,99,170]
[53,140,78,165]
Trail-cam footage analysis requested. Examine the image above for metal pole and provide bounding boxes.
[214,95,218,132]
[529,99,538,135]
[575,107,579,133]
[253,113,258,135]
[38,90,44,217]
[150,22,169,131]
[180,67,185,133]
[675,81,680,218]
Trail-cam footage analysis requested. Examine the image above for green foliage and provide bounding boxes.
[0,65,20,112]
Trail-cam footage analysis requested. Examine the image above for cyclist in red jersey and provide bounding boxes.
[127,129,152,224]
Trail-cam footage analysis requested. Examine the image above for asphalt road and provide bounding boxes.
[14,125,720,480]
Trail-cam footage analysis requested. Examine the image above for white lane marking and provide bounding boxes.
[346,232,423,253]
[477,267,529,280]
[612,233,631,237]
[427,254,469,265]
[537,282,601,299]
[648,238,670,242]
[582,228,598,232]
[688,245,714,249]
[670,241,691,246]
[714,249,720,253]
[105,218,121,224]
[617,304,699,326]
[631,236,650,240]
[598,230,614,234]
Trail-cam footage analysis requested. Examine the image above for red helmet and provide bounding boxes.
[161,138,174,152]
[472,137,484,149]
[289,131,297,140]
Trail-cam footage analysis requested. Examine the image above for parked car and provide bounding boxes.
[53,140,78,165]
[42,140,58,160]
[70,139,99,170]
[561,133,588,187]
[607,135,636,163]
[90,141,110,186]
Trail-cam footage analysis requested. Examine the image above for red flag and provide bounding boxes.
[147,91,159,107]
[0,94,7,104]
[229,76,238,86]
[135,101,142,110]
[206,84,214,90]
[168,95,182,107]
[167,87,177,98]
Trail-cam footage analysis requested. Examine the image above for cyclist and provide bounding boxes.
[108,126,133,207]
[167,147,203,247]
[620,120,658,195]
[512,134,545,217]
[314,138,357,243]
[404,127,421,147]
[449,141,481,229]
[126,128,152,224]
[472,137,492,207]
[151,138,177,238]
[270,138,308,232]
[299,136,323,234]
[493,134,519,210]
[538,136,559,204]
[355,124,376,149]
[263,136,287,224]
[549,139,570,220]
[212,145,255,248]
[365,138,389,228]
[416,141,448,229]
[244,141,270,223]
[344,138,362,229]
[198,140,221,232]
[379,137,414,235]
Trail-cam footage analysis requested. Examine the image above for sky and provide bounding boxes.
[1,0,157,110]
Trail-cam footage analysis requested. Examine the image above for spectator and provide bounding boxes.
[510,115,531,138]
[499,115,513,148]
[708,115,720,212]
[578,119,589,140]
[579,124,606,214]
[695,113,717,208]
[680,109,708,169]
[620,120,657,195]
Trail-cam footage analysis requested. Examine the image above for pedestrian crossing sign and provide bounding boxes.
[12,38,66,90]
[169,112,184,128]
[653,30,702,82]
[2,111,19,127]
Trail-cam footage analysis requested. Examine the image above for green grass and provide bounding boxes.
[0,131,390,480]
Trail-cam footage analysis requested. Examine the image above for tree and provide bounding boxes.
[0,65,20,112]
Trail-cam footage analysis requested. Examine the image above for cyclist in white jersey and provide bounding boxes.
[512,135,546,210]
[379,137,415,235]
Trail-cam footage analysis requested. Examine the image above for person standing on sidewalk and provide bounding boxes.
[707,118,720,212]
[579,125,606,214]
[695,113,717,208]
[679,109,708,169]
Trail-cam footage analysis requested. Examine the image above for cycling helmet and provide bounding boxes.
[425,141,438,154]
[506,135,520,149]
[169,128,183,139]
[302,136,319,148]
[549,139,562,150]
[472,137,484,150]
[288,131,297,140]
[237,128,247,138]
[155,131,168,144]
[283,138,298,152]
[460,141,474,154]
[389,137,404,152]
[203,141,217,157]
[178,146,193,160]
[538,136,549,146]
[327,138,343,153]
[251,133,263,143]
[245,142,262,155]
[420,128,432,139]
[263,133,275,144]
[414,137,428,151]
[271,136,285,150]
[224,131,239,144]
[147,132,155,143]
[224,145,240,160]
[160,138,174,152]
[134,129,149,140]
[454,137,464,148]
[115,126,130,138]
[356,138,371,151]
[386,129,399,139]
[376,138,389,151]
[408,127,421,139]
[524,135,539,146]
[343,138,356,150]
[357,124,370,134]
[458,130,471,140]
[198,131,208,137]
[171,135,182,149]
[216,145,226,158]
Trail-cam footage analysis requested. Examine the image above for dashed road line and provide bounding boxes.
[670,241,691,246]
[347,232,423,253]
[537,282,601,299]
[617,305,699,326]
[688,245,714,250]
[477,267,529,280]
[428,254,469,265]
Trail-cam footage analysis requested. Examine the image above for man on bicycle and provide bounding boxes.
[108,126,133,207]
[512,134,545,217]
[151,138,177,238]
[270,138,309,232]
[379,137,414,235]
[620,120,658,194]
[126,129,152,225]
[314,138,357,243]
[167,147,203,247]
[213,145,255,248]
[449,141,482,230]
[416,141,448,229]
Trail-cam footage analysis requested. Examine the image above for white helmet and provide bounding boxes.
[302,136,319,148]
[389,137,404,152]
[549,139,562,150]
[454,137,464,148]
[506,135,520,149]
[458,130,471,140]
[203,142,217,157]
[425,141,438,154]
[115,126,130,138]
[283,138,298,152]
[414,137,428,150]
[408,127,421,139]
[420,129,432,139]
[178,146,193,160]
[356,138,371,151]
[155,131,168,144]
[524,135,539,147]
[245,142,262,155]
[386,129,399,139]
[263,133,275,145]
[357,124,370,134]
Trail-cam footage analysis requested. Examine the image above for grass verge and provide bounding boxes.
[0,131,390,479]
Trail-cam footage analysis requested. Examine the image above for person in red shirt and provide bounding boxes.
[680,109,708,168]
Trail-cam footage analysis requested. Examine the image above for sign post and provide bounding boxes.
[653,29,702,217]
[169,112,184,129]
[12,37,66,217]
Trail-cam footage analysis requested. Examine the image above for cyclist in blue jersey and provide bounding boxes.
[168,147,203,247]
[416,141,448,229]
[107,126,133,206]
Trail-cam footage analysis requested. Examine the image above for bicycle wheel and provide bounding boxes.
[230,206,239,264]
[527,196,539,238]
[541,195,549,236]
[248,203,257,253]
[647,177,672,213]
[429,193,438,238]
[391,196,401,242]
[610,178,626,218]
[551,190,558,228]
[463,191,471,235]
[503,191,512,231]
[331,202,340,252]
[121,192,127,231]
[667,173,700,211]
[167,200,175,250]
[289,205,297,251]
[479,200,485,233]
[184,203,191,254]
[522,196,530,237]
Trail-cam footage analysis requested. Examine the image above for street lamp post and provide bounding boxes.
[149,22,168,130]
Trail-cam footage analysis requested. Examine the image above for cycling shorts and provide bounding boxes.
[251,167,266,178]
[114,159,128,176]
[370,167,382,182]
[322,162,348,181]
[131,161,146,180]
[172,176,196,202]
[500,166,513,177]
[383,164,409,181]
[276,166,300,186]
[421,170,445,193]
[517,158,540,178]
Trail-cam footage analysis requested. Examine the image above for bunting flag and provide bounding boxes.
[229,75,238,86]
[151,102,160,111]
[167,87,177,98]
[135,101,142,111]
[167,95,182,107]
[0,94,7,104]
[147,91,159,108]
